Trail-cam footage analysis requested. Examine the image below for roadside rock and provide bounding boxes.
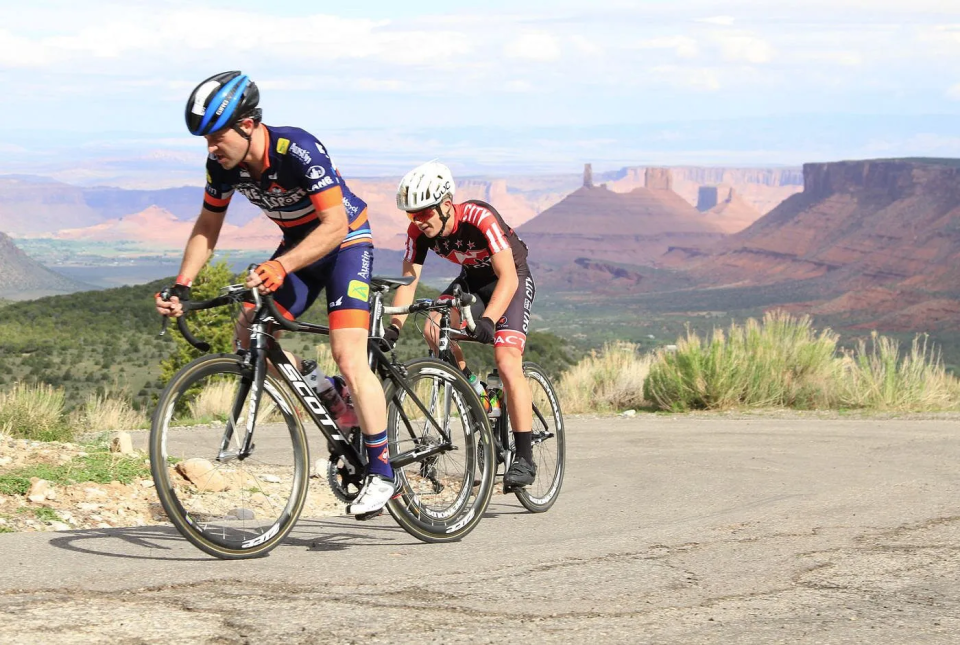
[0,435,349,534]
[110,432,135,455]
[26,479,51,503]
[176,459,229,492]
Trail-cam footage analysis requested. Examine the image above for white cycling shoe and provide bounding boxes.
[346,474,396,516]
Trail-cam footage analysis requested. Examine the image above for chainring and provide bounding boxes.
[326,427,365,503]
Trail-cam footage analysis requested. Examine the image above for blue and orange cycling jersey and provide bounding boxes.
[203,125,372,252]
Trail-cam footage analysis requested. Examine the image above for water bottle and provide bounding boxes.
[487,388,502,419]
[302,360,357,430]
[485,370,502,418]
[319,377,359,430]
[467,373,489,411]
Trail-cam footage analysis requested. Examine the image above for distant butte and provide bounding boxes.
[518,165,725,267]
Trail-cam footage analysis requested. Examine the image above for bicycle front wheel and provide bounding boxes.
[513,362,565,513]
[385,358,495,542]
[149,354,309,559]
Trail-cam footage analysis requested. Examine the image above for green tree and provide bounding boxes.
[160,260,240,385]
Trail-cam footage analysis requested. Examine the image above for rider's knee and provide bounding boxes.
[332,347,367,383]
[494,346,524,379]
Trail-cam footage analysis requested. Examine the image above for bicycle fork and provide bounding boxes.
[215,326,273,463]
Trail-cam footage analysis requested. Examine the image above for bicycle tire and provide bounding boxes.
[150,353,310,559]
[385,357,495,542]
[510,362,565,513]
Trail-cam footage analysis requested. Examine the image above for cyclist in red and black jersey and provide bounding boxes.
[155,71,393,516]
[384,161,539,489]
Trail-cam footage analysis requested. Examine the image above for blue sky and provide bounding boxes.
[0,0,958,187]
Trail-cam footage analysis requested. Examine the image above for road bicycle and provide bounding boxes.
[400,295,565,513]
[150,277,495,559]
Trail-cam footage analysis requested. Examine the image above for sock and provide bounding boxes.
[364,430,393,479]
[514,431,533,463]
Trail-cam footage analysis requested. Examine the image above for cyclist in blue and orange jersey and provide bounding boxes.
[384,161,539,489]
[155,71,393,516]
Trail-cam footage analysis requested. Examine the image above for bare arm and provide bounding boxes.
[388,260,423,329]
[177,207,227,283]
[481,248,518,323]
[272,200,349,273]
[156,207,226,317]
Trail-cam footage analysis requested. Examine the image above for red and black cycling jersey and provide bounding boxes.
[403,200,529,284]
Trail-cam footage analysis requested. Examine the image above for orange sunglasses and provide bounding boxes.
[406,207,437,223]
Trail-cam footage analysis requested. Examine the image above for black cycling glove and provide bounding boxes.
[168,283,191,302]
[383,323,401,348]
[473,317,496,344]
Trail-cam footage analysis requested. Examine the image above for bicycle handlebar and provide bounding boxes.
[382,284,477,333]
[159,268,483,351]
[158,283,276,352]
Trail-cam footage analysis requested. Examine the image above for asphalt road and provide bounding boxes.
[2,416,959,644]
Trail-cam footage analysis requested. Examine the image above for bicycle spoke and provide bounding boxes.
[512,363,565,513]
[151,356,309,559]
[386,359,494,540]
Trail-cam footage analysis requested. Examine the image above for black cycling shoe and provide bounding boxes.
[504,457,536,489]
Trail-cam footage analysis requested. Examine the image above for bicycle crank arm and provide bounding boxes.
[531,431,554,446]
[390,442,456,468]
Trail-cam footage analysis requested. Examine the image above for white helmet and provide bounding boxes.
[396,161,456,211]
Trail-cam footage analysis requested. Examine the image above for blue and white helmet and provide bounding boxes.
[185,71,260,136]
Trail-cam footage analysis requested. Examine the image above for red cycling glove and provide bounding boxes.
[255,260,288,292]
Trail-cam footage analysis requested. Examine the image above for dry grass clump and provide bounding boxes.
[558,342,652,413]
[0,382,72,442]
[835,332,960,411]
[71,388,145,434]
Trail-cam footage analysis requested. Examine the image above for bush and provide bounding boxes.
[642,311,960,412]
[644,311,839,411]
[836,333,960,411]
[557,342,652,413]
[160,259,240,386]
[71,388,146,434]
[0,382,72,442]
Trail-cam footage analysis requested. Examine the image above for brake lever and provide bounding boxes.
[157,287,171,338]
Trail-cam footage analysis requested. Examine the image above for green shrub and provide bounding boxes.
[642,312,960,412]
[644,311,839,411]
[836,333,960,411]
[160,259,240,386]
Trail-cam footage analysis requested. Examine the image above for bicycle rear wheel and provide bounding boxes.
[512,362,565,513]
[385,358,495,542]
[150,354,309,559]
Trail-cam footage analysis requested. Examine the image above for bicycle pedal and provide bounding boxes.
[354,508,385,521]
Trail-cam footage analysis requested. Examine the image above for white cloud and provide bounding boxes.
[0,29,53,67]
[504,80,534,92]
[0,0,957,166]
[715,34,774,64]
[650,66,722,91]
[504,33,562,61]
[697,16,736,26]
[570,35,602,56]
[636,36,699,59]
[351,78,408,93]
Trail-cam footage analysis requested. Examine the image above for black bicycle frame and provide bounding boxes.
[222,295,461,474]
